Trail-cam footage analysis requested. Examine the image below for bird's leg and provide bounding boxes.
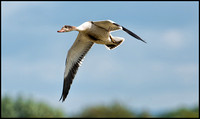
[110,35,116,44]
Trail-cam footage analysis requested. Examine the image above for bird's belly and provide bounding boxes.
[87,32,111,44]
[92,37,110,44]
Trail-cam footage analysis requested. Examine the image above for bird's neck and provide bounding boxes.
[76,22,92,32]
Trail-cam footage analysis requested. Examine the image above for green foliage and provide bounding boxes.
[1,94,199,118]
[75,102,199,118]
[76,102,135,118]
[1,95,17,117]
[1,95,65,118]
[137,110,152,118]
[160,106,199,118]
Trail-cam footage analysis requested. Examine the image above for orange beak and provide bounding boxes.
[57,28,65,33]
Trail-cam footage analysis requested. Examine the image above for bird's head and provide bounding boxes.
[57,25,76,33]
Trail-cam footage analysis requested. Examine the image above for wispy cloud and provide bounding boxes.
[2,2,34,19]
[175,63,199,82]
[162,29,185,49]
[141,27,196,51]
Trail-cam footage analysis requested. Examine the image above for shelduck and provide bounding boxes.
[57,20,146,102]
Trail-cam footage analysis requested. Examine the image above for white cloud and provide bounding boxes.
[140,28,195,51]
[2,2,30,18]
[2,57,64,83]
[145,60,198,83]
[162,29,185,49]
[2,2,59,22]
[175,63,199,82]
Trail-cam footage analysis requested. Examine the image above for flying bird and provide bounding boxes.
[57,20,146,102]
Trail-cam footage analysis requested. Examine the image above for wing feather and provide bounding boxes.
[122,26,146,43]
[92,20,146,43]
[92,20,122,31]
[60,33,93,102]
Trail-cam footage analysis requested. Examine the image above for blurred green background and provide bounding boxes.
[1,95,199,118]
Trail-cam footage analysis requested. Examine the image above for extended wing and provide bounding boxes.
[60,33,94,102]
[92,20,122,31]
[92,20,146,43]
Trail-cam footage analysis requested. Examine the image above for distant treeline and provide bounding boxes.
[1,95,199,118]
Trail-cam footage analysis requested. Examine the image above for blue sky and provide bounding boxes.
[1,1,199,114]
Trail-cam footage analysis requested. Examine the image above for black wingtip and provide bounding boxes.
[138,37,147,44]
[59,95,65,102]
[134,35,146,43]
[59,66,77,102]
[122,26,146,43]
[59,85,69,102]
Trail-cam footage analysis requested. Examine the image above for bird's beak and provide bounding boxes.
[57,28,65,33]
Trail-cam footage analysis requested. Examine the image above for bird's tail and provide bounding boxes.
[105,36,124,50]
